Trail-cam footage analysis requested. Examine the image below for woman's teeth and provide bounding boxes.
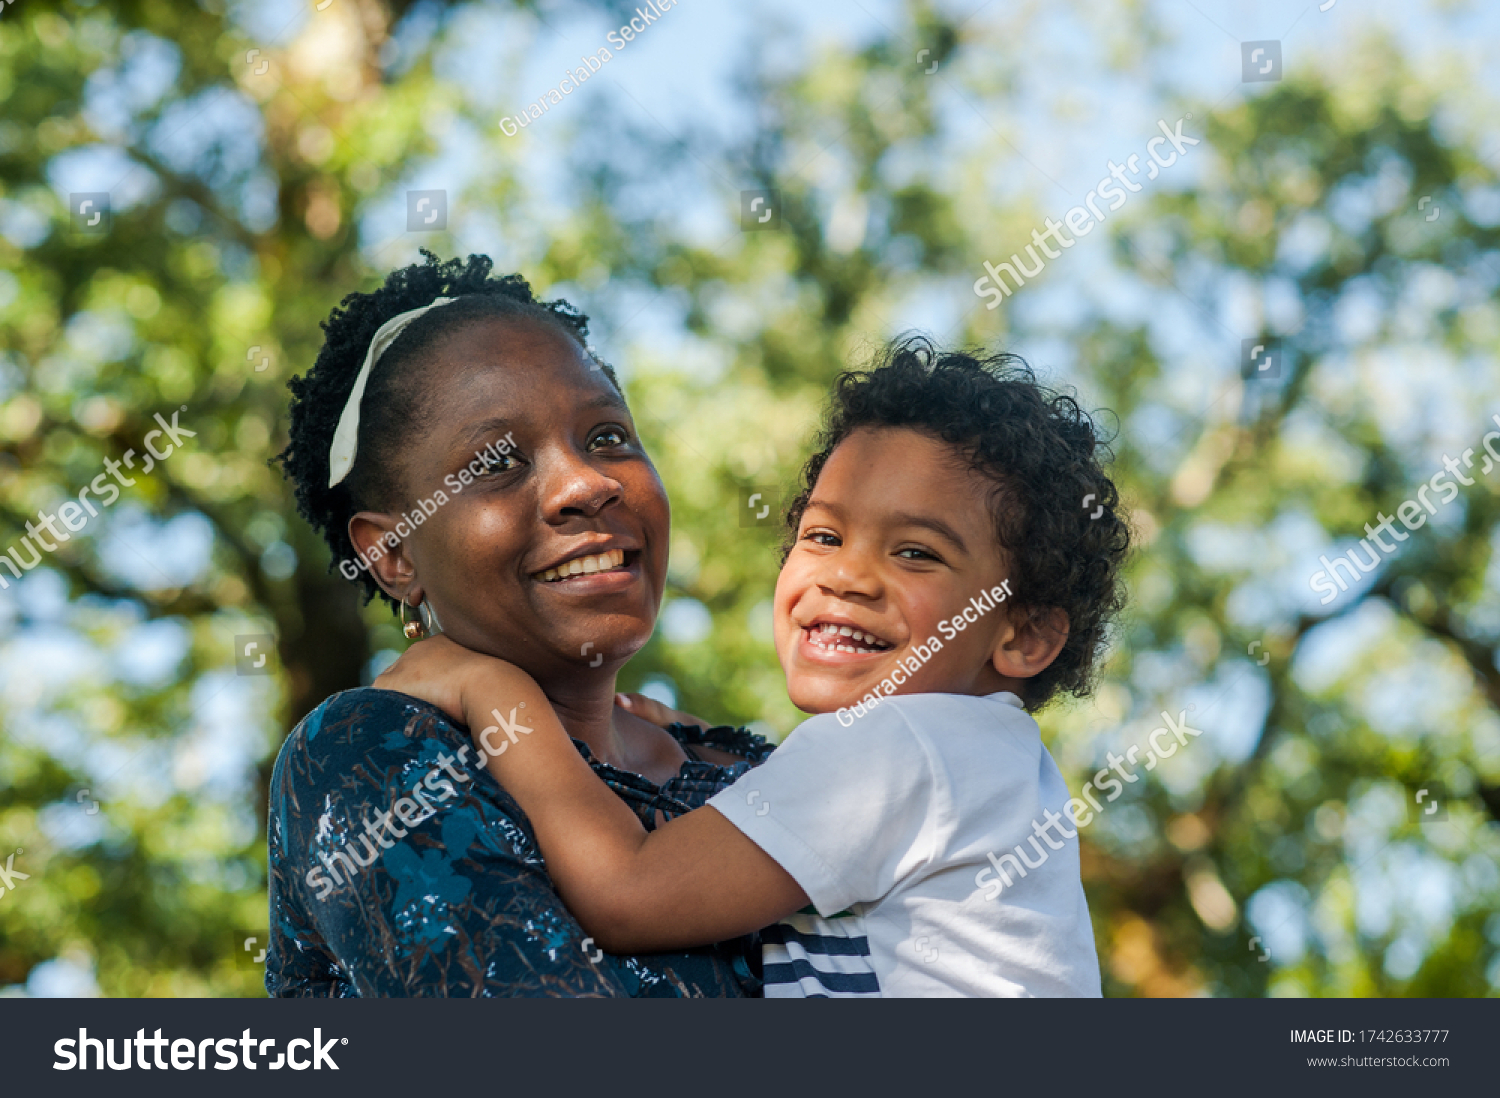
[537,549,626,582]
[808,623,891,653]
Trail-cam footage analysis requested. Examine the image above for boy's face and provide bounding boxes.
[773,426,1015,715]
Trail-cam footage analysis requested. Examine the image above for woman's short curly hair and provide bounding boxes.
[276,251,621,611]
[783,335,1130,712]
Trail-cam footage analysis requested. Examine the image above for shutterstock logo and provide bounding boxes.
[406,190,447,231]
[1241,337,1282,379]
[55,1028,346,1071]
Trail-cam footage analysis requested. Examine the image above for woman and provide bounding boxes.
[266,252,769,996]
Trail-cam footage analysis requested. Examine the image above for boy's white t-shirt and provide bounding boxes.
[707,691,1101,998]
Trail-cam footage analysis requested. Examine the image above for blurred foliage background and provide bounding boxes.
[1,0,1498,997]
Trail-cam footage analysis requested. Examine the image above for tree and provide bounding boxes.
[1,0,1494,996]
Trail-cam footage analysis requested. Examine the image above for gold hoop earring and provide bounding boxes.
[401,595,427,640]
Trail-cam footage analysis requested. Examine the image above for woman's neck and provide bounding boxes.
[534,673,684,782]
[539,675,624,762]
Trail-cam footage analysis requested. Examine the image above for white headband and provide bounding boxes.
[327,296,457,488]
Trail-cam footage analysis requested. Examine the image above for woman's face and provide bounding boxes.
[355,315,669,681]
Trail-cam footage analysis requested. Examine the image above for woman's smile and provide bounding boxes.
[531,546,642,593]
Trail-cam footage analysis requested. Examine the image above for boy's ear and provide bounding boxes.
[349,511,423,607]
[990,605,1069,682]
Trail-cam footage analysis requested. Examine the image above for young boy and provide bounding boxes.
[382,337,1130,996]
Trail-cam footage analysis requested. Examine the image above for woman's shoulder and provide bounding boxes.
[285,686,458,754]
[665,721,776,765]
[270,687,472,804]
[267,685,536,865]
[296,684,456,729]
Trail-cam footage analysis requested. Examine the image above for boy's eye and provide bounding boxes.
[588,425,630,451]
[803,529,840,547]
[897,546,942,562]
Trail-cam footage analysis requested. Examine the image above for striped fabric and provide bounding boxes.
[761,908,881,998]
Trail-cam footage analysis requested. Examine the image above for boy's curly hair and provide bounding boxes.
[276,251,621,611]
[783,335,1130,712]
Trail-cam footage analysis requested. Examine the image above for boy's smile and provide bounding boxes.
[774,426,1017,714]
[802,619,896,660]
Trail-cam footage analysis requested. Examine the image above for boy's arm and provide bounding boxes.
[461,667,808,953]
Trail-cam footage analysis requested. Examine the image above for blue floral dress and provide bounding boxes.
[265,687,772,997]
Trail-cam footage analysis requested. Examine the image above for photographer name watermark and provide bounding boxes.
[498,1,679,137]
[338,432,515,581]
[836,579,1013,726]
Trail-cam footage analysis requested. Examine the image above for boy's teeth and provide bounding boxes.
[808,623,888,651]
[538,549,625,582]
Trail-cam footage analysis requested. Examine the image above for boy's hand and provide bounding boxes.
[614,692,710,733]
[374,635,531,729]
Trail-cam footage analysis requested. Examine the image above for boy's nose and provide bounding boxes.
[813,548,882,601]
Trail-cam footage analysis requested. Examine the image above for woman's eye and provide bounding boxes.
[804,530,840,547]
[479,450,521,474]
[588,426,629,450]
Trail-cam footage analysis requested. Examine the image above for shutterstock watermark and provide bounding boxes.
[0,408,195,590]
[0,848,28,898]
[973,115,1199,308]
[974,707,1205,900]
[305,701,535,899]
[1309,412,1500,604]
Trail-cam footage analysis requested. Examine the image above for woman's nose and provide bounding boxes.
[540,445,623,520]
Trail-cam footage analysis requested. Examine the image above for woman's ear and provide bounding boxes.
[349,511,423,607]
[990,605,1069,682]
